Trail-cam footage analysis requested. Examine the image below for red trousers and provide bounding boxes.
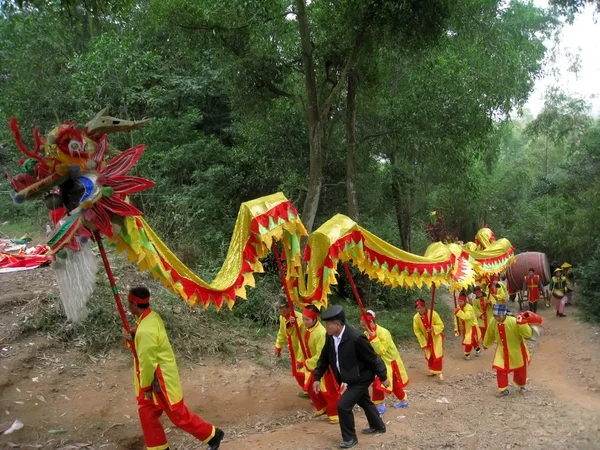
[372,382,407,403]
[372,362,408,402]
[294,372,306,390]
[306,372,339,418]
[496,366,527,391]
[427,355,443,374]
[464,344,481,354]
[138,396,215,450]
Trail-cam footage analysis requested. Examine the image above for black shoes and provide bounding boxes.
[339,438,358,448]
[361,427,386,435]
[207,428,225,450]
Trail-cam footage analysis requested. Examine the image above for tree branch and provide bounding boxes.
[175,11,295,32]
[318,32,363,123]
[359,129,401,145]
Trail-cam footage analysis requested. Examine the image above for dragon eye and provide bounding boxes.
[68,139,82,153]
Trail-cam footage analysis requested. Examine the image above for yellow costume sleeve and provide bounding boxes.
[135,327,159,391]
[367,326,388,356]
[454,307,466,333]
[413,314,428,348]
[275,316,287,350]
[305,326,325,371]
[483,318,497,349]
[517,323,533,340]
[432,311,444,336]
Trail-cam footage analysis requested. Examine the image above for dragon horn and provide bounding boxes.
[85,107,151,138]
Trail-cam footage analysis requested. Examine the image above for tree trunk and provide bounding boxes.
[345,71,359,222]
[303,123,325,233]
[389,151,412,252]
[391,181,412,252]
[296,0,322,233]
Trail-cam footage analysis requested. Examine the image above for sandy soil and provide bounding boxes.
[1,266,599,449]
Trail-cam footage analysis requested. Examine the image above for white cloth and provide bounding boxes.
[332,325,346,373]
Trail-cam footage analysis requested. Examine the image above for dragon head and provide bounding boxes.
[5,110,153,257]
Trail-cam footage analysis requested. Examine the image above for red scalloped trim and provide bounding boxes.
[475,247,514,265]
[137,201,299,308]
[304,230,455,301]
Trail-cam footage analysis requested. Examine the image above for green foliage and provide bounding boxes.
[2,0,582,336]
[327,293,452,342]
[577,243,600,323]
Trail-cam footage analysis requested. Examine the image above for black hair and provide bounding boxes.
[528,268,534,272]
[129,286,150,309]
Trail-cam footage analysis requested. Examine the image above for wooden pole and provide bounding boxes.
[272,243,309,361]
[94,231,131,335]
[342,261,373,331]
[453,291,460,335]
[429,284,437,328]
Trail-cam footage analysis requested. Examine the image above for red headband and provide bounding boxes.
[415,300,426,307]
[458,295,467,300]
[128,292,150,305]
[361,314,375,322]
[303,308,319,320]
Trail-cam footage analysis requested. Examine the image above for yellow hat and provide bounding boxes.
[554,267,563,273]
[561,262,572,268]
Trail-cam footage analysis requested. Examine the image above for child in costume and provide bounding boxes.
[360,310,409,414]
[483,303,533,396]
[413,299,444,381]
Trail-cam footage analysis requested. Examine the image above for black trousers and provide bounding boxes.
[529,301,538,313]
[337,383,385,441]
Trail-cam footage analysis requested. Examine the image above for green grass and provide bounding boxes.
[16,278,276,361]
[0,210,47,241]
[13,249,454,361]
[327,296,453,343]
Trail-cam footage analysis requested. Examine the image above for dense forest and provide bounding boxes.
[1,0,599,321]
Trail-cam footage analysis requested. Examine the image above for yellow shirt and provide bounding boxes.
[364,324,408,388]
[275,310,305,363]
[483,316,532,371]
[303,321,326,372]
[131,309,183,408]
[454,303,482,345]
[413,310,444,361]
[486,282,508,304]
[472,294,495,329]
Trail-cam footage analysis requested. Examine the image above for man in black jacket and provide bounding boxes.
[313,305,389,449]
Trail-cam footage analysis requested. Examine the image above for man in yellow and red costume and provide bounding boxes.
[483,303,532,396]
[522,267,545,313]
[472,286,493,340]
[274,296,308,397]
[413,299,444,381]
[454,293,482,360]
[301,305,340,424]
[485,274,508,305]
[124,286,224,450]
[360,310,409,414]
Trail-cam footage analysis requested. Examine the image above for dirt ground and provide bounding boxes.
[1,266,599,450]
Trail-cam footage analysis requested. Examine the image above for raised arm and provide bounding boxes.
[413,315,428,348]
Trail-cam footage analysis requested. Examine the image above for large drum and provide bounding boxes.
[506,252,551,294]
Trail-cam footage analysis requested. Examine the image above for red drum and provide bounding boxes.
[506,252,551,293]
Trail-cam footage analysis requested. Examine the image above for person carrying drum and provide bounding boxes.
[522,268,544,313]
[550,268,568,317]
[562,262,575,305]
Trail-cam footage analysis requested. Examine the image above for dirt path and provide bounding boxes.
[1,267,599,449]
